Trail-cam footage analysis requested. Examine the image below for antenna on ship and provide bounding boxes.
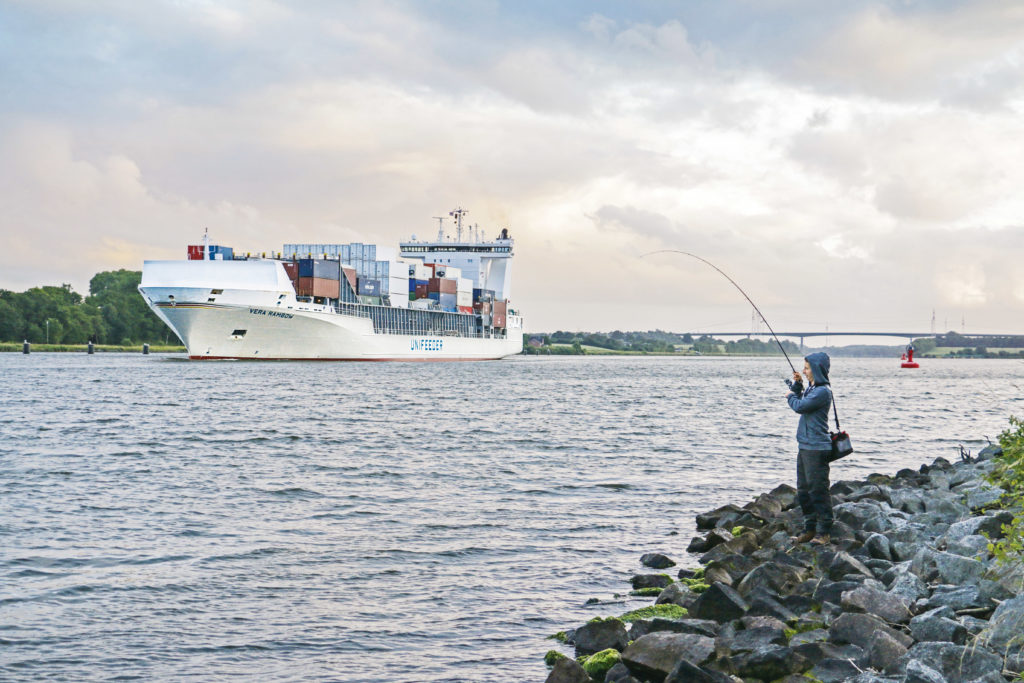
[432,216,446,242]
[449,207,467,243]
[203,227,210,260]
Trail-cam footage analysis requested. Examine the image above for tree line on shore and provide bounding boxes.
[0,270,171,345]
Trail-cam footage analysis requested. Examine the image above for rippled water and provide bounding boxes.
[2,354,1022,681]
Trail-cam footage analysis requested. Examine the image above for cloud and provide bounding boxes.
[0,2,1022,335]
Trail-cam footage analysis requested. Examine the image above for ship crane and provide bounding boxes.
[432,216,446,242]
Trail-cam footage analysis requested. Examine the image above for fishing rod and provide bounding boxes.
[639,249,797,374]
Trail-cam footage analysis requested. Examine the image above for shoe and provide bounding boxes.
[810,534,831,545]
[791,530,815,543]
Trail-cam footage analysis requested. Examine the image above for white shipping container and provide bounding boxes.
[456,277,472,293]
[456,291,472,307]
[438,265,461,279]
[389,291,409,309]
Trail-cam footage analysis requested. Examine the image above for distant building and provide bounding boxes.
[528,335,544,348]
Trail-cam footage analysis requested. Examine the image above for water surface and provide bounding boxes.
[2,354,1022,681]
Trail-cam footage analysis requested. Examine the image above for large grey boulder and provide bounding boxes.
[663,659,734,683]
[641,552,676,569]
[943,514,1007,544]
[696,503,745,530]
[903,659,946,683]
[628,617,718,641]
[977,593,1024,654]
[603,662,642,683]
[922,584,987,611]
[721,625,787,654]
[933,550,987,585]
[690,582,748,623]
[631,573,673,590]
[735,561,806,598]
[865,628,907,674]
[828,612,912,650]
[864,533,894,560]
[573,618,628,657]
[544,657,590,683]
[946,534,992,558]
[909,607,967,644]
[732,646,808,680]
[840,585,911,623]
[897,642,1004,683]
[828,551,874,580]
[621,632,715,681]
[963,482,1005,510]
[656,582,699,609]
[808,658,863,682]
[887,570,929,603]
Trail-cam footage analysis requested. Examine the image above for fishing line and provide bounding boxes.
[639,249,797,373]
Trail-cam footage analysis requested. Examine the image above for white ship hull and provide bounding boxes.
[139,260,523,361]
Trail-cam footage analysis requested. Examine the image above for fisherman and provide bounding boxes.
[786,352,834,545]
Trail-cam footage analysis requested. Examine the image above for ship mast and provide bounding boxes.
[449,207,467,243]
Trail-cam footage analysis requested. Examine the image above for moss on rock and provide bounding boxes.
[614,604,687,623]
[544,650,567,666]
[629,587,663,597]
[581,648,621,679]
[547,631,568,643]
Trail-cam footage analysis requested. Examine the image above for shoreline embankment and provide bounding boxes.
[0,343,185,353]
[545,428,1024,683]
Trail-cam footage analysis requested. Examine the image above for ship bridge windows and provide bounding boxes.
[231,330,247,339]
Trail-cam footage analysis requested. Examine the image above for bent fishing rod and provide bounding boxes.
[639,249,797,374]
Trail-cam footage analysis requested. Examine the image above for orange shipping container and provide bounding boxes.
[427,277,457,294]
[493,300,507,316]
[342,266,357,291]
[297,277,340,298]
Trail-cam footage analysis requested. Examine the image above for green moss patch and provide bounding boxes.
[547,631,568,643]
[614,604,687,623]
[581,648,621,679]
[629,587,664,597]
[544,650,567,666]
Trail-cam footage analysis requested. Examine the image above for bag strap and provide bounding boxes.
[831,392,842,432]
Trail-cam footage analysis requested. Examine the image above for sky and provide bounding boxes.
[2,0,1023,337]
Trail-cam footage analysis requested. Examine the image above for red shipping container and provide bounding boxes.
[493,313,506,328]
[283,262,299,282]
[187,245,204,260]
[457,306,472,313]
[473,301,491,314]
[342,266,357,291]
[415,284,429,299]
[427,277,457,294]
[493,300,507,316]
[296,277,340,298]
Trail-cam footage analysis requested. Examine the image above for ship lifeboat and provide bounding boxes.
[901,347,919,369]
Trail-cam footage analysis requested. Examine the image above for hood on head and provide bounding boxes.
[805,352,830,384]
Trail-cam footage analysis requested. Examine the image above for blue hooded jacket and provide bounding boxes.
[787,352,833,450]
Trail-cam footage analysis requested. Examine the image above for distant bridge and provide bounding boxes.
[688,331,1011,349]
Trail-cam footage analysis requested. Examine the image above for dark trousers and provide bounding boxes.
[797,448,833,534]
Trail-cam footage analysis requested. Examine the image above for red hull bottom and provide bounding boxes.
[188,355,495,362]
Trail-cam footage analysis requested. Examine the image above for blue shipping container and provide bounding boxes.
[358,278,381,296]
[299,258,341,279]
[439,292,456,312]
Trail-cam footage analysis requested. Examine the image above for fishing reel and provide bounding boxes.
[785,378,804,394]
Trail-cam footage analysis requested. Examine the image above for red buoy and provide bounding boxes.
[901,345,919,369]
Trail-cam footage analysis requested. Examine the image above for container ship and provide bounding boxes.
[138,209,523,360]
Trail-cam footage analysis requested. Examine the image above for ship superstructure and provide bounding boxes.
[139,210,523,360]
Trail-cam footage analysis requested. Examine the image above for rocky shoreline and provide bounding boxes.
[544,442,1024,683]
